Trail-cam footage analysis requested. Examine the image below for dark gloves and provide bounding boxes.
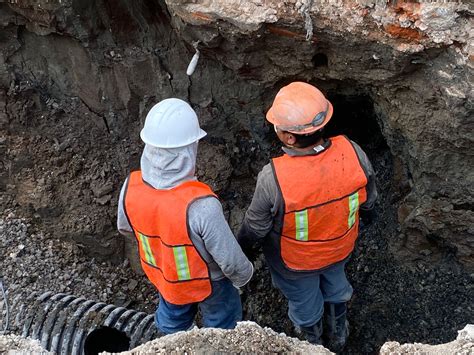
[360,208,377,228]
[237,222,261,263]
[241,245,259,263]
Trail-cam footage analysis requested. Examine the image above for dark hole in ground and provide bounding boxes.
[84,326,130,355]
[324,94,389,158]
[312,53,329,68]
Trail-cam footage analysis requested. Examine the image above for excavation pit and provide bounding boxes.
[0,0,472,354]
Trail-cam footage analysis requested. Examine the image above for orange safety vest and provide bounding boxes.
[123,171,215,305]
[272,135,368,271]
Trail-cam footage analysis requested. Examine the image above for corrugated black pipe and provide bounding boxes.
[2,291,156,354]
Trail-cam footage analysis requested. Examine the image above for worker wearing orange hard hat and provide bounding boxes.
[238,82,377,352]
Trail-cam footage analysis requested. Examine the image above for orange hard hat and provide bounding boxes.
[266,82,333,134]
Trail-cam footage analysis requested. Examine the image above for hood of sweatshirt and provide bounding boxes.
[140,142,198,189]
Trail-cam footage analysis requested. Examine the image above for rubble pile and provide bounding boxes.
[0,334,52,354]
[118,322,332,354]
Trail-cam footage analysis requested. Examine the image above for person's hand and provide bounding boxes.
[242,246,258,263]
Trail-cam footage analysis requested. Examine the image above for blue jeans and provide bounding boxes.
[155,278,242,334]
[270,262,353,328]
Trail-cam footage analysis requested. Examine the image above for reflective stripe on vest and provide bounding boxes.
[173,246,191,281]
[139,232,156,266]
[124,171,215,305]
[139,232,191,280]
[348,192,359,228]
[272,135,368,271]
[295,210,309,241]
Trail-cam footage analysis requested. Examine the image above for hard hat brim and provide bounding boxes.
[140,128,207,148]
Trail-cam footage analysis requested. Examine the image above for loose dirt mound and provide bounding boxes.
[380,324,474,355]
[2,324,472,354]
[0,334,52,354]
[115,321,332,354]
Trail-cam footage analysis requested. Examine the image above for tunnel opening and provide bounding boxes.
[323,94,388,154]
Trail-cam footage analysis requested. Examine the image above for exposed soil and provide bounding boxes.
[1,1,473,354]
[2,92,472,354]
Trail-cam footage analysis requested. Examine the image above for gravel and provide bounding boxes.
[380,324,474,355]
[0,211,472,354]
[0,333,52,354]
[0,210,157,333]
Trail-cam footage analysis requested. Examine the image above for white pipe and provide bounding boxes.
[186,49,200,76]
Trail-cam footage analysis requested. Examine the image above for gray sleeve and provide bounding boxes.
[188,197,254,288]
[241,164,280,239]
[117,178,134,235]
[237,163,282,253]
[351,140,378,210]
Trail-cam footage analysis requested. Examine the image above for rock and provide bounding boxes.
[91,182,114,198]
[380,324,474,354]
[457,324,474,341]
[128,279,138,291]
[419,249,432,256]
[95,194,112,205]
[0,334,52,354]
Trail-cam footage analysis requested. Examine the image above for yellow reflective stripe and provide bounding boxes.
[348,192,360,228]
[295,210,309,241]
[139,233,156,266]
[173,246,191,281]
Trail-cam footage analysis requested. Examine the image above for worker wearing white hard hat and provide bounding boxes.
[139,98,207,148]
[117,98,253,334]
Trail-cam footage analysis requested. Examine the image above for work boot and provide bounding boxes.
[324,302,349,353]
[300,318,323,345]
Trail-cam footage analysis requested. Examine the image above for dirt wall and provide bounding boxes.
[1,0,472,267]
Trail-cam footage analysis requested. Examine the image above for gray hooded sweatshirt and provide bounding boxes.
[117,143,253,288]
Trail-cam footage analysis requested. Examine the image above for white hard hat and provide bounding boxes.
[140,98,207,148]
